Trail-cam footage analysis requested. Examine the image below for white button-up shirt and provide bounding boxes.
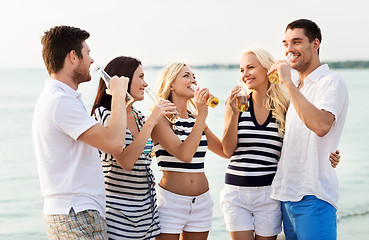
[270,64,348,209]
[32,79,106,216]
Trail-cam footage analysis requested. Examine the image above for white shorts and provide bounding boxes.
[220,184,282,237]
[156,185,213,233]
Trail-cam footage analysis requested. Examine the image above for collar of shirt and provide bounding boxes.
[304,64,330,82]
[45,79,81,99]
[297,64,330,87]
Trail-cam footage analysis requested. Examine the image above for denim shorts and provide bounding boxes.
[281,195,337,240]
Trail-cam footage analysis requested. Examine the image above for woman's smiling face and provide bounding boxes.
[240,53,269,91]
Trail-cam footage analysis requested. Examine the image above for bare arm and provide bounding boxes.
[151,116,207,163]
[78,76,128,154]
[113,120,155,170]
[151,88,209,163]
[283,81,335,137]
[222,87,241,157]
[205,125,229,159]
[269,61,335,137]
[113,100,177,170]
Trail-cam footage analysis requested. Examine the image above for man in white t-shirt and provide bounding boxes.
[32,25,129,239]
[269,19,348,240]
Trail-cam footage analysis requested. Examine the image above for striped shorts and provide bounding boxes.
[44,208,108,240]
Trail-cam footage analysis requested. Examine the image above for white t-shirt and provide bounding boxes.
[32,79,106,216]
[270,64,348,209]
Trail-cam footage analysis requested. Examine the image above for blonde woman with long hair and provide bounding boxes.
[151,63,228,240]
[220,48,340,240]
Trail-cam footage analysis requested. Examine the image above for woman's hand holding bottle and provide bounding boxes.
[149,99,177,125]
[190,84,219,108]
[192,85,209,120]
[226,86,242,113]
[145,87,180,124]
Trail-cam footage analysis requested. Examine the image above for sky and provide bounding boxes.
[1,0,368,69]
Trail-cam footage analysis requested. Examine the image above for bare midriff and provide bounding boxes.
[159,171,209,196]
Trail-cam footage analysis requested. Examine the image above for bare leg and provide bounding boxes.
[156,233,180,240]
[230,230,254,240]
[255,234,278,240]
[181,231,209,240]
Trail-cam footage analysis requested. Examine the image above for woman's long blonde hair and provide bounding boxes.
[156,62,197,115]
[242,48,290,138]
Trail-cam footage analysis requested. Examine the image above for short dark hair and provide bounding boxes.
[41,26,90,75]
[286,19,322,44]
[91,56,142,115]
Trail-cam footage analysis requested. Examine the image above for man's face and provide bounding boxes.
[283,28,315,73]
[73,41,94,84]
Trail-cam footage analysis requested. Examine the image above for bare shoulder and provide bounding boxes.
[151,117,173,142]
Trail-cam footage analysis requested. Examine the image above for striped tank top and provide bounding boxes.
[153,114,208,173]
[225,94,283,187]
[94,106,160,240]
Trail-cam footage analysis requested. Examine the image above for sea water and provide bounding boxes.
[0,67,368,239]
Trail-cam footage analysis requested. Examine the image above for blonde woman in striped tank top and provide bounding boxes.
[151,63,229,240]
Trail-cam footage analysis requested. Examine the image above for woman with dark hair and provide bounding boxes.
[91,56,177,239]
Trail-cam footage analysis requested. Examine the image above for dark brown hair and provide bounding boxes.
[41,25,90,75]
[91,56,141,115]
[286,19,322,44]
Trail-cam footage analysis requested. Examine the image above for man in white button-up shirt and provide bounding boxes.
[269,19,348,240]
[33,26,129,239]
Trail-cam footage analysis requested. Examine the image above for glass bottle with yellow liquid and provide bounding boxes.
[268,53,293,84]
[190,84,219,108]
[236,85,248,112]
[96,67,134,106]
[145,87,181,124]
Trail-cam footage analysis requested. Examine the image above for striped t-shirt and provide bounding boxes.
[153,114,208,173]
[94,106,160,240]
[225,94,283,187]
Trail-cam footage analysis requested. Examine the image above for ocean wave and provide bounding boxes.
[338,209,369,222]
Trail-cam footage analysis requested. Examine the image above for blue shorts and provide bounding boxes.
[281,195,337,240]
